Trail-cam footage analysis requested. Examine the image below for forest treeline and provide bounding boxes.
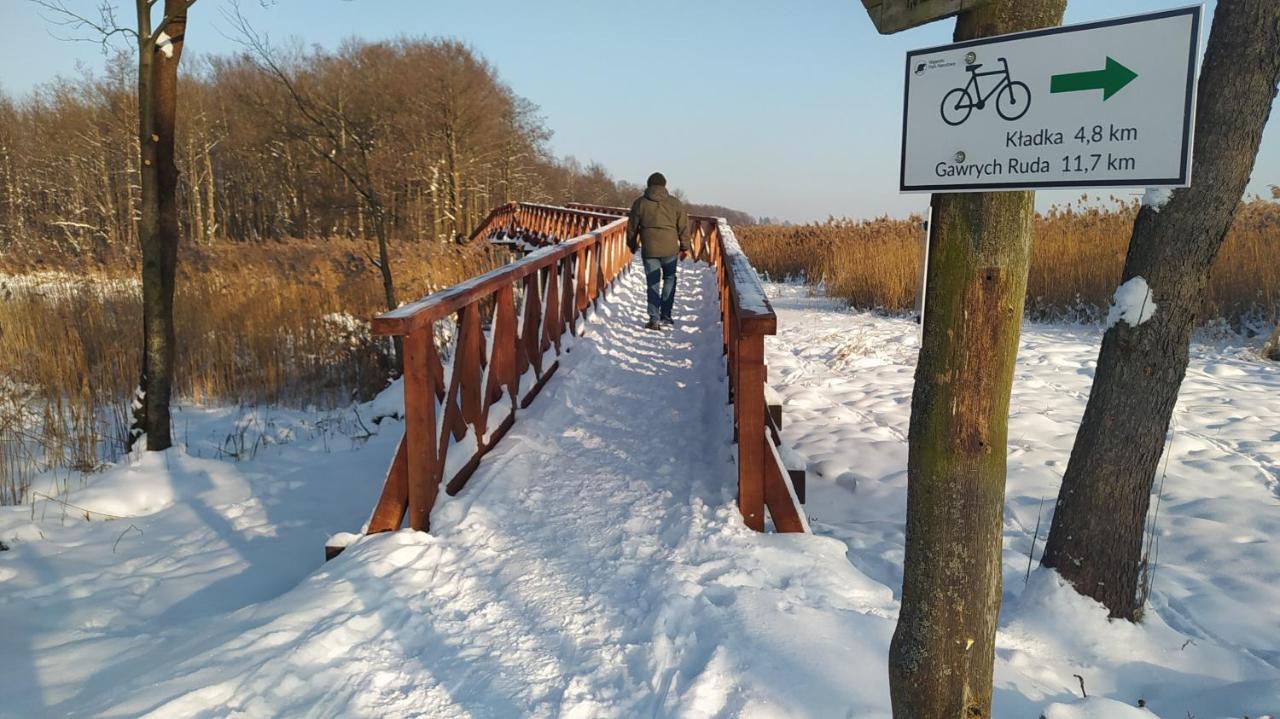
[0,37,748,269]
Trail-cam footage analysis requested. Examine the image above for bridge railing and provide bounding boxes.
[470,202,620,247]
[710,218,806,533]
[567,204,806,533]
[363,205,631,534]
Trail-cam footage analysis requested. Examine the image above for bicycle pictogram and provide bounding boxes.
[940,57,1031,126]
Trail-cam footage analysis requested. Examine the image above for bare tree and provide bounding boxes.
[1041,0,1280,620]
[33,0,197,451]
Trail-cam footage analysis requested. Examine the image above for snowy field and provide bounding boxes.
[0,263,1277,718]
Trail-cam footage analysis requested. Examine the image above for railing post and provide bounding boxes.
[402,328,439,531]
[736,331,766,531]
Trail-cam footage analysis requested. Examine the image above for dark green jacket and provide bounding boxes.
[627,185,690,258]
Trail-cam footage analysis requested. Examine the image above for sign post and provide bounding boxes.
[900,6,1202,192]
[862,0,993,34]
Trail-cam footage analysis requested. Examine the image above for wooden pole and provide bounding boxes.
[887,2,1065,717]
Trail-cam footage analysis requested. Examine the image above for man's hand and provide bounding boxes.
[679,250,689,261]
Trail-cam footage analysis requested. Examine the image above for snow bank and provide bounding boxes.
[324,531,361,549]
[1040,697,1157,719]
[1105,276,1157,329]
[764,280,1280,717]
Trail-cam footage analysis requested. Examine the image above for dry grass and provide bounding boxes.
[739,198,1280,326]
[0,240,499,504]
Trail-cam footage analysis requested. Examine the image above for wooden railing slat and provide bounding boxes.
[402,330,439,532]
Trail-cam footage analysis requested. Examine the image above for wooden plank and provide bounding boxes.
[366,434,408,533]
[519,272,542,377]
[520,360,559,409]
[862,0,990,34]
[736,333,766,531]
[485,285,517,408]
[561,256,577,338]
[789,468,807,506]
[402,330,439,532]
[457,305,484,438]
[764,437,808,533]
[445,411,516,496]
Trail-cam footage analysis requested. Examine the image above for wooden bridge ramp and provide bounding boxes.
[328,202,806,559]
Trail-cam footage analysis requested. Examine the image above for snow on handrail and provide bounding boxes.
[716,219,776,335]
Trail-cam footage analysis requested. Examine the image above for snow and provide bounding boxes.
[155,31,174,58]
[1040,696,1158,719]
[717,219,773,318]
[324,531,362,549]
[1141,187,1174,211]
[1106,276,1158,329]
[765,282,1280,718]
[1,268,1277,718]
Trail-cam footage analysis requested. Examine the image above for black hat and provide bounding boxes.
[647,172,667,187]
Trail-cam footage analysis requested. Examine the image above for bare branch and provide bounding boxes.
[29,0,139,49]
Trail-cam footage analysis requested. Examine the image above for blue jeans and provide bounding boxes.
[643,255,677,322]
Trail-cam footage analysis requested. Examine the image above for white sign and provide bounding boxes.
[900,6,1201,193]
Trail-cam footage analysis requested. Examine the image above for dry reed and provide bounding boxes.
[0,239,499,504]
[739,198,1280,327]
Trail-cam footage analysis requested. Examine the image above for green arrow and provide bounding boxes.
[1050,57,1138,101]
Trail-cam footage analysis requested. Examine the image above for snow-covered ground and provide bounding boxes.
[0,265,1276,718]
[766,283,1280,718]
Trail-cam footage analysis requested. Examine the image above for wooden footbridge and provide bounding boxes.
[330,202,806,557]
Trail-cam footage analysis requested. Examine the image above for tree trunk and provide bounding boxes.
[187,129,204,245]
[1041,0,1280,620]
[130,0,158,449]
[447,129,462,238]
[133,0,188,452]
[373,209,403,375]
[203,135,216,241]
[887,2,1066,717]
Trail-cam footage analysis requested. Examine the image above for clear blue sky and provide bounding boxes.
[2,0,1275,222]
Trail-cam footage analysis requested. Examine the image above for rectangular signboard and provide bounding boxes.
[900,6,1201,193]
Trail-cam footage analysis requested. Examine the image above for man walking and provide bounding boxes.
[626,172,690,330]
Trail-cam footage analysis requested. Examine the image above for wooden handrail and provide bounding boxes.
[703,218,804,533]
[365,204,633,534]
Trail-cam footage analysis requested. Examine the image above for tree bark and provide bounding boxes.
[133,0,189,451]
[887,2,1065,717]
[130,0,158,449]
[1041,0,1280,620]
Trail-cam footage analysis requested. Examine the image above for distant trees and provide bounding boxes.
[0,38,643,261]
[1041,0,1280,620]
